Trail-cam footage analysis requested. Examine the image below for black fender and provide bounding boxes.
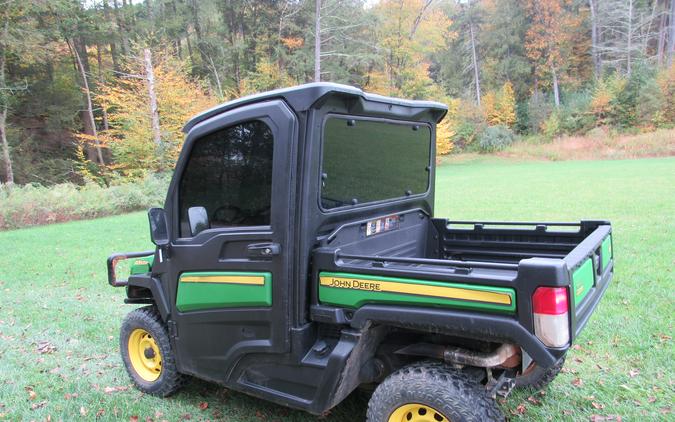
[126,274,171,322]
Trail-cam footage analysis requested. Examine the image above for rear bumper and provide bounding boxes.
[347,304,565,368]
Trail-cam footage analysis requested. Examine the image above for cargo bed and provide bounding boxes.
[311,209,613,365]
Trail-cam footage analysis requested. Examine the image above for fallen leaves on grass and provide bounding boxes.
[96,409,105,417]
[80,406,87,416]
[198,402,208,410]
[526,395,541,405]
[36,341,56,354]
[592,402,605,410]
[30,401,47,410]
[64,393,78,400]
[103,386,129,394]
[25,386,37,401]
[655,333,671,343]
[628,368,640,378]
[590,415,622,421]
[129,416,139,422]
[510,403,527,415]
[572,378,583,387]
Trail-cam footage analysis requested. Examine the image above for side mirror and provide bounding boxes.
[148,207,170,247]
[188,206,210,236]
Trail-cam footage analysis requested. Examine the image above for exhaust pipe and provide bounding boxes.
[396,343,520,368]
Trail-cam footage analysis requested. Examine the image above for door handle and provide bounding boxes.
[247,242,281,258]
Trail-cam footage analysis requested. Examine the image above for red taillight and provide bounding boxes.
[532,287,570,348]
[532,287,568,315]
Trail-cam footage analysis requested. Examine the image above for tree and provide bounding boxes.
[524,0,579,107]
[484,81,517,127]
[315,0,322,82]
[368,0,453,99]
[94,55,215,178]
[0,1,45,185]
[480,0,532,99]
[0,17,14,185]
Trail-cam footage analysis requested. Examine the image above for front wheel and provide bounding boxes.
[367,361,504,422]
[120,306,184,397]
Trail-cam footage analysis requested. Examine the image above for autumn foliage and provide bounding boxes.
[88,58,215,179]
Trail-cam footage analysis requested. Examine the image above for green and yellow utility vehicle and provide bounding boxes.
[107,83,614,422]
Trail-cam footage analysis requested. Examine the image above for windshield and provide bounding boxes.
[320,117,431,210]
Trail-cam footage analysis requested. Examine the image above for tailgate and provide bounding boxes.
[563,224,613,339]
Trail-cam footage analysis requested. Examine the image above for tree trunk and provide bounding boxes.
[657,6,667,67]
[669,0,675,67]
[626,0,633,75]
[96,44,110,132]
[103,0,119,72]
[469,17,481,107]
[114,0,129,55]
[314,0,321,82]
[0,19,14,185]
[70,38,105,165]
[589,0,601,78]
[144,49,162,151]
[0,104,12,185]
[552,66,560,107]
[190,0,210,75]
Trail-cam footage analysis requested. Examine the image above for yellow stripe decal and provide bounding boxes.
[180,275,265,285]
[319,276,512,305]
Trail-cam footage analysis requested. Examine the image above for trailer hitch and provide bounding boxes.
[487,368,517,399]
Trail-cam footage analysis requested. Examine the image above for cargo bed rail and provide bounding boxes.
[336,252,519,272]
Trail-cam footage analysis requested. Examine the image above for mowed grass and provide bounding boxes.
[1,157,673,421]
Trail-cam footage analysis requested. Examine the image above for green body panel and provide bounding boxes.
[601,234,613,271]
[176,271,272,312]
[130,255,154,275]
[572,258,595,305]
[318,272,516,313]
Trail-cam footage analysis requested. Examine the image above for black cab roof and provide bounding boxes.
[183,82,448,133]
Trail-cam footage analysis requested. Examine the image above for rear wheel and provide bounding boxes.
[367,361,504,422]
[515,354,566,390]
[120,306,184,397]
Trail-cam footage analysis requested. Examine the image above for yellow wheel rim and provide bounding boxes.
[388,403,449,422]
[128,328,162,382]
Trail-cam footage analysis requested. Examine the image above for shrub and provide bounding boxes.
[542,111,562,139]
[0,173,171,231]
[527,91,553,134]
[558,91,594,135]
[451,99,486,151]
[477,125,516,153]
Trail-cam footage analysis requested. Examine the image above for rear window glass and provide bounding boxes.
[320,117,431,210]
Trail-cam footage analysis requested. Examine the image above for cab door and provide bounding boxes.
[163,100,296,382]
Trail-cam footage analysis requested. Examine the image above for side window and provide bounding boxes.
[178,120,274,237]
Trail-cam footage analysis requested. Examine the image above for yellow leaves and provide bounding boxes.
[436,97,459,156]
[91,56,216,178]
[368,0,453,100]
[656,64,675,123]
[483,82,517,127]
[280,37,304,50]
[590,74,627,124]
[239,58,293,97]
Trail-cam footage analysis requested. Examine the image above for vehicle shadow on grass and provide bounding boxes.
[171,377,369,421]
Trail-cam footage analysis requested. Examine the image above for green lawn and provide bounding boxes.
[1,157,673,421]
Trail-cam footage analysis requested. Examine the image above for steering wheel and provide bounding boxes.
[212,205,246,225]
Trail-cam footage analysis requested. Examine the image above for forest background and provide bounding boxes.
[0,0,673,228]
